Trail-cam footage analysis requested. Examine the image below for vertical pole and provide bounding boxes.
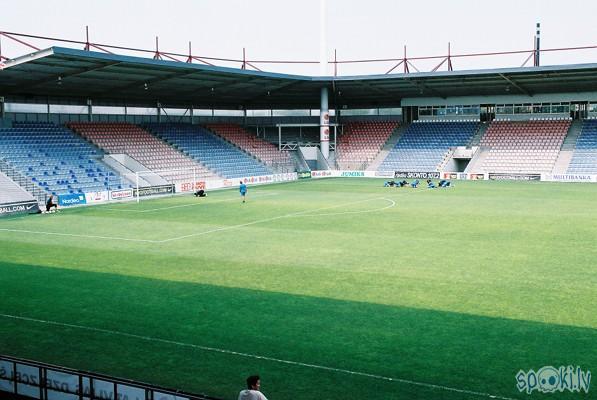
[46,98,50,123]
[87,99,92,122]
[157,101,161,123]
[404,45,409,73]
[448,42,453,71]
[154,36,160,60]
[242,48,246,69]
[189,105,194,124]
[187,41,192,63]
[136,172,140,203]
[0,96,5,120]
[333,124,337,152]
[535,22,541,66]
[193,168,196,192]
[320,87,330,159]
[334,49,337,77]
[278,125,281,151]
[85,26,90,50]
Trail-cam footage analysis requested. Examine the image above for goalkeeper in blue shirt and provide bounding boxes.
[239,181,247,203]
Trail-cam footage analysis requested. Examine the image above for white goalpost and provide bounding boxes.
[121,167,210,203]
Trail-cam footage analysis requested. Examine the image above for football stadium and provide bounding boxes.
[1,2,596,400]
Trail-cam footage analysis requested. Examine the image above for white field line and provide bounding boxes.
[0,189,433,244]
[103,192,280,213]
[0,228,160,243]
[159,196,393,243]
[0,313,516,400]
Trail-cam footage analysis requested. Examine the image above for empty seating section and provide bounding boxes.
[567,120,597,174]
[145,124,271,178]
[480,120,570,174]
[206,124,293,171]
[336,122,397,169]
[69,123,216,183]
[379,121,478,171]
[0,122,122,195]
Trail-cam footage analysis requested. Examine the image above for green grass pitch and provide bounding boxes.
[1,178,596,400]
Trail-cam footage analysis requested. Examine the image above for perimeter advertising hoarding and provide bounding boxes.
[395,171,440,179]
[133,184,175,197]
[175,181,206,193]
[488,174,541,181]
[541,174,597,183]
[58,193,87,207]
[0,200,40,217]
[109,188,134,200]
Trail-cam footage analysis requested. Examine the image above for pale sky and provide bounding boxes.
[2,0,597,76]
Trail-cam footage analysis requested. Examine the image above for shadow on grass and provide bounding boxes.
[0,262,594,400]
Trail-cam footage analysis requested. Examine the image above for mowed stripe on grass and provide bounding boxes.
[1,178,596,400]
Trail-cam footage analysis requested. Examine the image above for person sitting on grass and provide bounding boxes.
[238,375,268,400]
[194,189,206,197]
[398,180,409,187]
[438,180,451,188]
[410,179,419,188]
[45,195,58,213]
[384,180,395,187]
[427,179,436,189]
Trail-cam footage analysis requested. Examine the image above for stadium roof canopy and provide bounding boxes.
[3,46,597,109]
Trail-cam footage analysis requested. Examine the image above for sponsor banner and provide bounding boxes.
[468,173,486,180]
[204,173,297,191]
[58,193,87,207]
[311,170,335,178]
[441,172,470,180]
[374,171,395,178]
[46,370,79,395]
[175,181,206,193]
[297,171,312,179]
[394,171,440,179]
[489,173,541,181]
[133,184,174,198]
[442,172,459,180]
[340,171,365,177]
[109,188,133,200]
[84,191,109,204]
[541,174,597,183]
[0,200,40,217]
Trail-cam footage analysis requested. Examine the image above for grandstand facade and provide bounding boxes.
[1,45,597,214]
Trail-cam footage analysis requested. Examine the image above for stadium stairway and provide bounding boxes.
[366,123,408,171]
[205,124,296,173]
[0,157,48,203]
[551,120,583,174]
[0,122,125,196]
[378,121,479,172]
[335,121,398,170]
[0,170,37,205]
[144,123,271,179]
[469,122,489,146]
[69,122,218,184]
[566,119,597,174]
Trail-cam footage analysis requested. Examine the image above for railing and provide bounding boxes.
[0,158,47,204]
[0,354,221,400]
[3,29,597,75]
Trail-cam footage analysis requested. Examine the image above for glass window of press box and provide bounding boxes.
[495,102,571,115]
[418,105,480,116]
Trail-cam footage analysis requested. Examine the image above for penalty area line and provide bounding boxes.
[102,192,280,213]
[0,313,516,400]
